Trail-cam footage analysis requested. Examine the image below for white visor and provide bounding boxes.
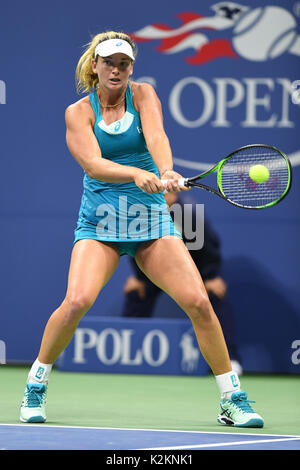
[95,39,135,61]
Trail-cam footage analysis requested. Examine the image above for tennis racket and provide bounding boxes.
[162,144,292,209]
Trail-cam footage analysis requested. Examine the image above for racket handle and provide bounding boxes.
[161,177,187,193]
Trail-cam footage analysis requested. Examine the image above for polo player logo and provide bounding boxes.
[130,2,300,65]
[179,331,200,372]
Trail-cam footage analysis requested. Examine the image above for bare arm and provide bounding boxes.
[65,101,140,182]
[133,82,184,191]
[133,83,173,176]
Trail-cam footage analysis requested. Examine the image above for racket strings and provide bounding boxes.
[220,147,290,207]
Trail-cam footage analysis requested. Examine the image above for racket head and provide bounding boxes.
[217,144,292,209]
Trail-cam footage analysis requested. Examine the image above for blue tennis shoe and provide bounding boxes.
[20,383,47,423]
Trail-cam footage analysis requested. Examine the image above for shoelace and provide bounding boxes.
[231,394,256,413]
[24,388,45,408]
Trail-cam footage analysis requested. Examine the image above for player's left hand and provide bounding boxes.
[161,170,190,192]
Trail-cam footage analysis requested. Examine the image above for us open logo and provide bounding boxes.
[131,4,300,65]
[131,5,299,129]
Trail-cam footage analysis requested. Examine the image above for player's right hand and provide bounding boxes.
[134,169,165,194]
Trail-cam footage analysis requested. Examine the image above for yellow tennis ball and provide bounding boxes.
[249,164,270,183]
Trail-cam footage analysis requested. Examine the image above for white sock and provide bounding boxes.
[215,370,241,400]
[27,359,53,385]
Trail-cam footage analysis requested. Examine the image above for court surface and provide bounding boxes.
[1,366,299,450]
[1,424,300,450]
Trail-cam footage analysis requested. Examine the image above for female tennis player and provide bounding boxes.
[20,31,263,428]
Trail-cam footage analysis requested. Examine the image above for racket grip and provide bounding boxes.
[161,177,187,193]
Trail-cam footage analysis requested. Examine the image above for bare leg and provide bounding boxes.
[38,239,120,364]
[136,237,232,375]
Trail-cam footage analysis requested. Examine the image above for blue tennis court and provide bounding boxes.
[1,424,299,450]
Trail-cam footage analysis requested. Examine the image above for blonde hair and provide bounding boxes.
[75,31,137,94]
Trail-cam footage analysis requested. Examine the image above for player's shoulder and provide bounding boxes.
[131,80,159,99]
[65,95,91,115]
[65,95,94,125]
[130,80,160,110]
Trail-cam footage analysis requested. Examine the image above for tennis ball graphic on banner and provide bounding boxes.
[232,6,297,61]
[249,164,270,183]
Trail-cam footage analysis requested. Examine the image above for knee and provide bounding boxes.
[184,292,214,323]
[62,292,94,326]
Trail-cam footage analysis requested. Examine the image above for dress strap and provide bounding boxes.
[88,90,101,118]
[126,81,138,115]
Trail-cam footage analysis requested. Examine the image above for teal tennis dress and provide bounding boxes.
[74,82,181,257]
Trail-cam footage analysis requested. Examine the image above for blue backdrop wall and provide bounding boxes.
[0,0,299,373]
